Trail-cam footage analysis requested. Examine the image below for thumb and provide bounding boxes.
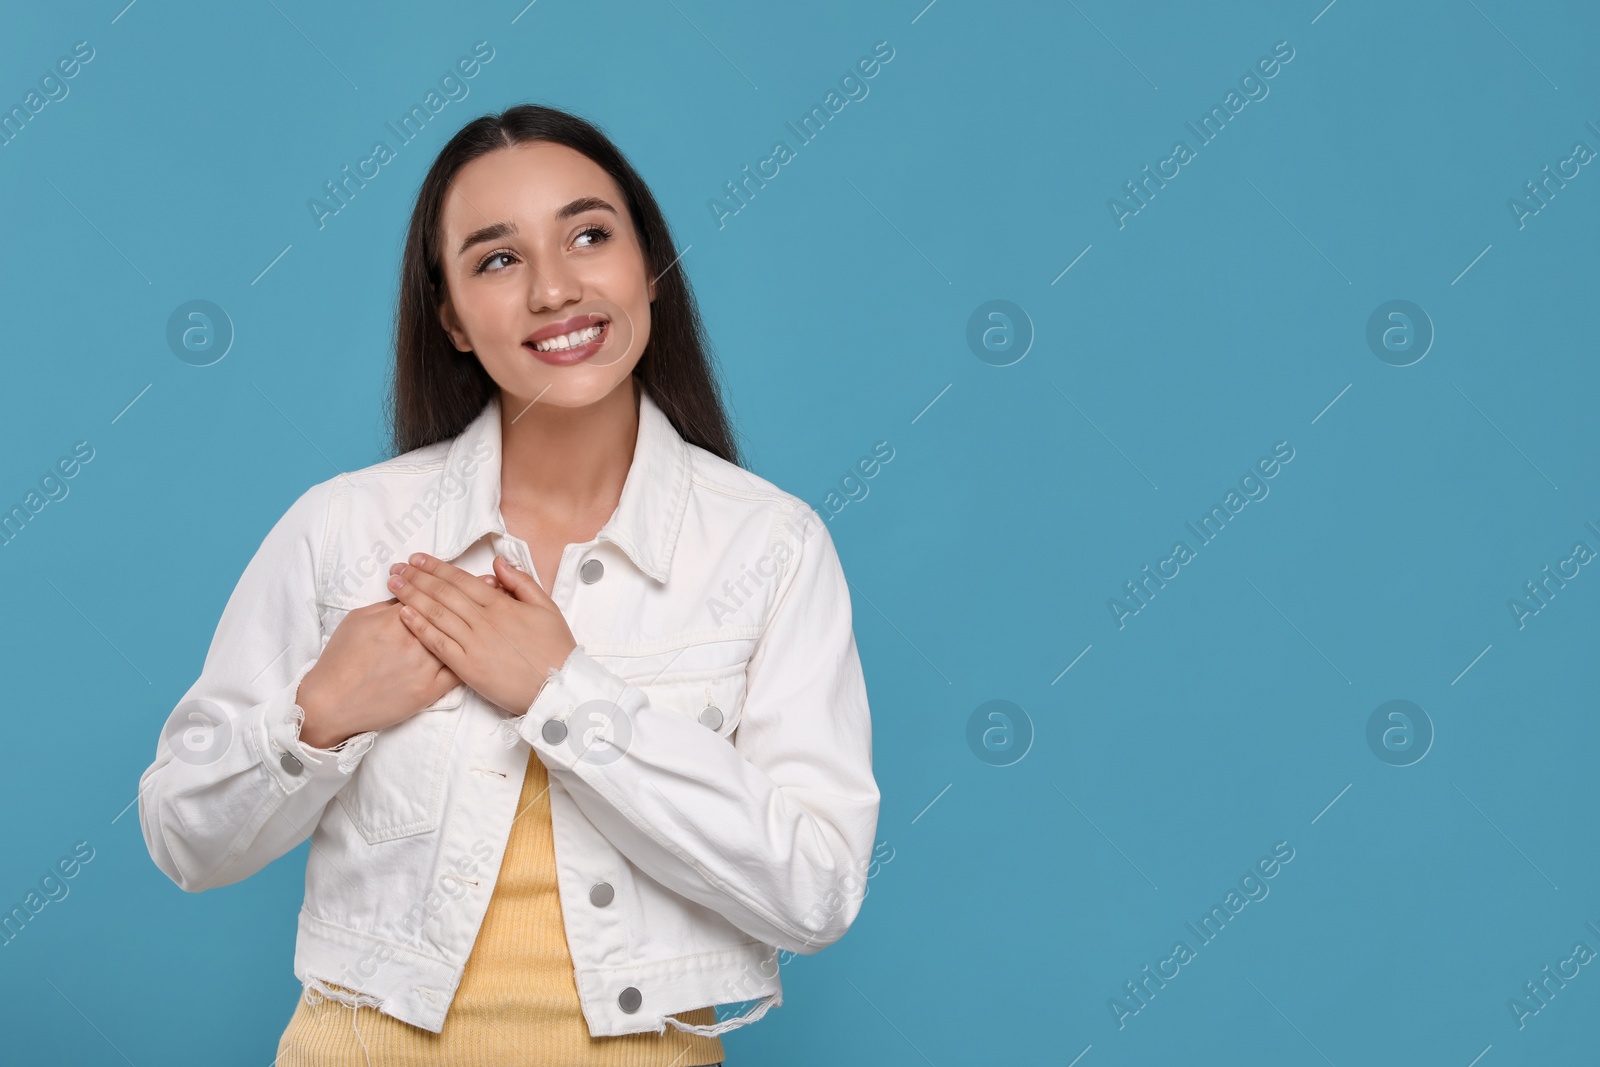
[493,554,545,602]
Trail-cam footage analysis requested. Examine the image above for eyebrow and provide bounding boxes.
[455,197,620,257]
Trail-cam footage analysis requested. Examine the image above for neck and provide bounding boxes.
[498,377,639,522]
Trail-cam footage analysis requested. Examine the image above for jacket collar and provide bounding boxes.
[432,384,692,583]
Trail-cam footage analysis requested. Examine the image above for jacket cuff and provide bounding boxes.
[257,659,378,789]
[512,645,624,765]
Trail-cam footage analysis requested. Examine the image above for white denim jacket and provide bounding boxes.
[137,386,881,1037]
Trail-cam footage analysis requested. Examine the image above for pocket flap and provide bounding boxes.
[633,667,747,741]
[420,683,467,712]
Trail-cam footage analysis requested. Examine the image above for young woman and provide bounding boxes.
[137,104,881,1065]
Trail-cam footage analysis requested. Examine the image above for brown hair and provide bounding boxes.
[386,103,741,466]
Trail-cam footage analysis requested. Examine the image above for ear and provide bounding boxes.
[647,274,656,303]
[437,295,470,352]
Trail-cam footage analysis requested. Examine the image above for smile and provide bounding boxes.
[530,322,606,352]
[523,316,611,366]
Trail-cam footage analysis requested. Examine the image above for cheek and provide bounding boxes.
[629,295,651,364]
[595,244,653,363]
[448,280,506,336]
[456,295,531,366]
[586,287,650,374]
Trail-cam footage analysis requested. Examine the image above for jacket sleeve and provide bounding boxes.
[514,502,882,955]
[138,478,379,893]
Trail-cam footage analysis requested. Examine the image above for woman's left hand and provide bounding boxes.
[386,552,578,715]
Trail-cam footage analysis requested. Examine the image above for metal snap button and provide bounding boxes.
[279,751,304,776]
[590,881,614,907]
[580,558,604,583]
[541,718,568,744]
[618,985,642,1012]
[698,705,724,730]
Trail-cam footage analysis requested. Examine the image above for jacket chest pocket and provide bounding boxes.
[628,664,748,744]
[317,603,466,845]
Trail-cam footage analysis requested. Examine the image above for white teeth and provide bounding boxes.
[532,322,605,352]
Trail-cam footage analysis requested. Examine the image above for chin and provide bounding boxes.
[497,366,636,413]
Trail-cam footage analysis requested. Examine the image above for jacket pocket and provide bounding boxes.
[317,603,466,844]
[318,602,354,642]
[335,702,463,844]
[630,664,748,743]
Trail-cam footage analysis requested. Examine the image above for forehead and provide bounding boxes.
[439,141,624,236]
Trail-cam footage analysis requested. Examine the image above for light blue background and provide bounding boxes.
[2,0,1597,1063]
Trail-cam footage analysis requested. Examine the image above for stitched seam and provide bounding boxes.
[625,664,746,686]
[314,477,343,623]
[575,941,770,978]
[339,453,451,480]
[758,501,815,634]
[581,630,761,658]
[687,466,795,506]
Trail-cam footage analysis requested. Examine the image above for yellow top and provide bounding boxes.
[275,747,726,1066]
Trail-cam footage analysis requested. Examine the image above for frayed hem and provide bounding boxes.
[302,976,380,1066]
[286,701,374,773]
[664,990,782,1036]
[302,974,384,1011]
[495,658,574,750]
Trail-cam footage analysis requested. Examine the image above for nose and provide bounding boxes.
[527,251,581,314]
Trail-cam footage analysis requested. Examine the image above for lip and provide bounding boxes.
[523,313,610,366]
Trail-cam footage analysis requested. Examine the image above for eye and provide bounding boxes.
[472,250,517,276]
[470,224,613,276]
[575,223,614,248]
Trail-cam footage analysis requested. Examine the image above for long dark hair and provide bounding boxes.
[386,103,741,467]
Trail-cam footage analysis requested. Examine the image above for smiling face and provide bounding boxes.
[434,140,655,411]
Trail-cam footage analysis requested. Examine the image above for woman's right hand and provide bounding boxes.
[295,598,462,750]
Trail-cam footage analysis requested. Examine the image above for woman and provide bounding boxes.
[137,104,881,1065]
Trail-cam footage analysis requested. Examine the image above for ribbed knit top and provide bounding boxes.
[275,747,726,1066]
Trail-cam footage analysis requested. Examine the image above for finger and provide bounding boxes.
[388,576,475,645]
[392,560,502,593]
[389,557,494,594]
[393,608,460,674]
[492,555,549,604]
[406,553,497,608]
[398,602,467,668]
[391,560,490,623]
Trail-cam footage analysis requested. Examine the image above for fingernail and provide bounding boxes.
[410,553,427,567]
[388,574,404,589]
